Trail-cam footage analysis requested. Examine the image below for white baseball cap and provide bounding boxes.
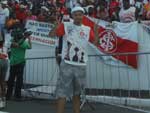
[71,6,85,14]
[1,1,8,5]
[41,6,49,11]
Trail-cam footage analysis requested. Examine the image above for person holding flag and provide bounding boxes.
[49,6,98,113]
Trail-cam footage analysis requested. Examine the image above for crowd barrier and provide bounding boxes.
[22,52,150,112]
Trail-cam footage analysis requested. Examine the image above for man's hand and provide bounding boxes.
[11,42,19,48]
[49,18,60,37]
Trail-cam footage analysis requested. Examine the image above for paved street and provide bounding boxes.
[1,99,147,113]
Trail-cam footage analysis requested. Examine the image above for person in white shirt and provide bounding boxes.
[119,0,137,23]
[0,30,8,109]
[0,1,9,33]
[49,6,97,113]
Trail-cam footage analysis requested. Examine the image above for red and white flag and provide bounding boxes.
[82,16,139,68]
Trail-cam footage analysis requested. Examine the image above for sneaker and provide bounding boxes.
[0,98,5,109]
[2,97,6,108]
[0,98,2,108]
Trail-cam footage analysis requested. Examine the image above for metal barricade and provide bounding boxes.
[23,52,150,112]
[23,57,59,99]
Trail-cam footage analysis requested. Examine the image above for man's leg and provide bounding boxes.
[14,64,24,99]
[73,66,86,113]
[6,65,16,100]
[56,61,73,113]
[56,97,66,113]
[73,95,80,113]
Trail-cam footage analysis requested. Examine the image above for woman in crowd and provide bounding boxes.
[119,0,138,23]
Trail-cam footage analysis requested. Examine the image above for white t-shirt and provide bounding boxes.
[0,8,9,25]
[62,22,91,66]
[143,0,148,4]
[119,0,135,7]
[119,7,136,23]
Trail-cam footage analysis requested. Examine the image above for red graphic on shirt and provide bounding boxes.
[80,31,85,37]
[98,30,117,53]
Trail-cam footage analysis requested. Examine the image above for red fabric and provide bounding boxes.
[16,10,27,22]
[56,23,65,37]
[89,29,95,43]
[37,14,46,22]
[59,0,65,4]
[109,1,120,17]
[57,7,68,15]
[82,16,138,68]
[0,54,7,59]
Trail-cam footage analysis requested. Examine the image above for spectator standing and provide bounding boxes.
[15,5,27,25]
[96,0,109,21]
[6,22,32,100]
[109,0,120,21]
[49,6,97,113]
[0,30,8,109]
[119,0,137,23]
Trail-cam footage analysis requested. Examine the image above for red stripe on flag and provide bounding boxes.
[82,16,138,68]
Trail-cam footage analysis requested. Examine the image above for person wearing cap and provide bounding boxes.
[37,6,49,22]
[49,6,97,113]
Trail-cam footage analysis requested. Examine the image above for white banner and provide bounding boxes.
[26,20,57,46]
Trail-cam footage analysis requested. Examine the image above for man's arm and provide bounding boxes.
[11,42,19,48]
[89,23,99,46]
[27,36,32,49]
[49,23,65,37]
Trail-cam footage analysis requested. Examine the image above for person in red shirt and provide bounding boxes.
[109,0,120,21]
[15,5,27,24]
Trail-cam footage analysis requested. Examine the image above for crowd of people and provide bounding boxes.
[0,0,149,27]
[0,0,150,113]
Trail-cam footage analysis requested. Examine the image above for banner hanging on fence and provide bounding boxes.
[26,20,57,46]
[83,16,139,68]
[141,21,150,34]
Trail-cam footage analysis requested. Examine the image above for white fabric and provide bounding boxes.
[3,8,9,17]
[41,6,49,11]
[143,0,148,4]
[119,7,136,23]
[130,0,135,5]
[0,8,9,25]
[135,1,143,15]
[1,1,8,5]
[87,16,138,67]
[71,6,85,14]
[84,5,94,13]
[62,22,90,66]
